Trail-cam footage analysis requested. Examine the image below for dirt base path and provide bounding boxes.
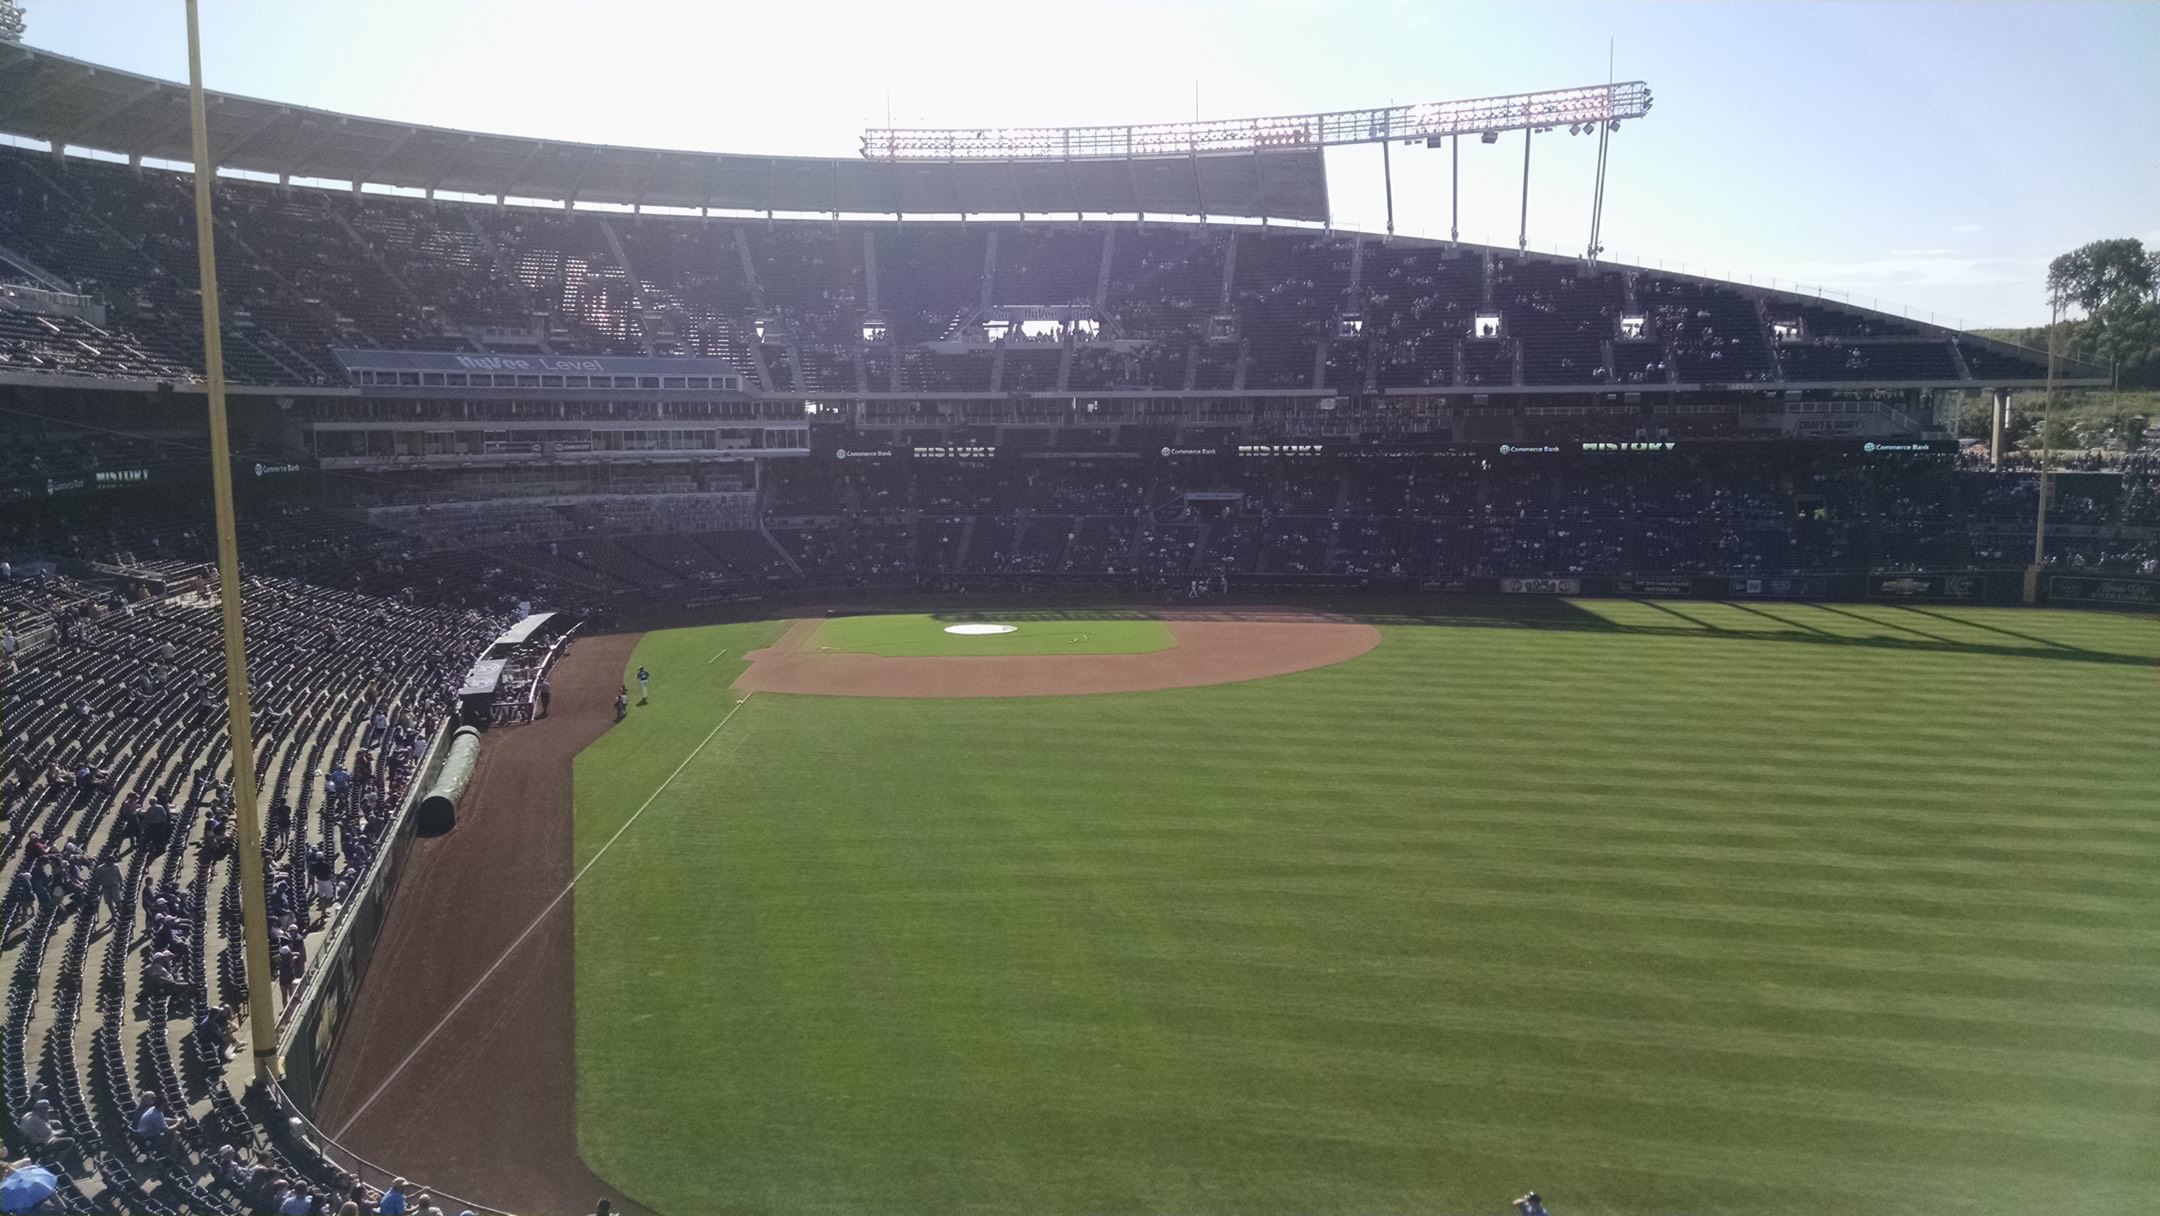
[735,607,1380,698]
[313,632,643,1216]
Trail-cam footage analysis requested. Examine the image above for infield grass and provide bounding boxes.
[573,600,2160,1216]
[808,612,1175,656]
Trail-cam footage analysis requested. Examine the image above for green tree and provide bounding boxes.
[2024,239,2160,389]
[2093,297,2158,387]
[2046,238,2155,313]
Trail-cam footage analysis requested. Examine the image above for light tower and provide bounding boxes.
[0,0,26,44]
[861,81,1651,259]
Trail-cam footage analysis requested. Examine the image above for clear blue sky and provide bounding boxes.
[20,0,2158,327]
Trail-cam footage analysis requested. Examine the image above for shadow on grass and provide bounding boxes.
[915,595,2157,670]
[1892,604,2086,652]
[1403,596,2156,670]
[687,590,2153,671]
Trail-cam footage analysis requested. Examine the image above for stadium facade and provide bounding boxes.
[4,38,2159,1216]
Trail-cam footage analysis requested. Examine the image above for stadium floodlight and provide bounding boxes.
[0,0,24,43]
[851,77,1641,248]
[859,81,1652,161]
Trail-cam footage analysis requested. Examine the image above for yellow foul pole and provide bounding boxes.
[183,0,281,1078]
[2024,290,2064,603]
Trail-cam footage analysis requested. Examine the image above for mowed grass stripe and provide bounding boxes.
[573,605,2160,1216]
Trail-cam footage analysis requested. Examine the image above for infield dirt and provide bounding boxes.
[735,607,1381,697]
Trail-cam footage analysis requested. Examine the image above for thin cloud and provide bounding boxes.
[1751,254,2043,292]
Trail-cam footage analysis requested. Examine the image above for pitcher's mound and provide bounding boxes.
[738,608,1379,698]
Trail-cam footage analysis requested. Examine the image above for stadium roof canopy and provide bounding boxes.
[0,44,1329,220]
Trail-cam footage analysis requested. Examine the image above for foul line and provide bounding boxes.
[704,647,729,664]
[330,691,757,1138]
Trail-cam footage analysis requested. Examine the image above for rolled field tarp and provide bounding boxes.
[416,725,483,835]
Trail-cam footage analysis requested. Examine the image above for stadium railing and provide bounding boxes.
[255,1087,519,1216]
[275,719,452,1110]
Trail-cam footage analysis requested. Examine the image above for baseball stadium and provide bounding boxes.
[1,3,2156,1215]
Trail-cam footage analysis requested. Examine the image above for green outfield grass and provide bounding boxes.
[807,612,1175,656]
[571,600,2160,1216]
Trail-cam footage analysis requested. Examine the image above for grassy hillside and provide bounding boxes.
[1955,388,2156,449]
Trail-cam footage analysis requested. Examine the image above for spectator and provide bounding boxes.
[309,847,339,908]
[132,1092,182,1157]
[267,796,294,851]
[141,799,172,855]
[93,855,126,920]
[198,1002,239,1063]
[214,1143,253,1191]
[14,1100,78,1165]
[143,949,192,1001]
[275,945,304,1003]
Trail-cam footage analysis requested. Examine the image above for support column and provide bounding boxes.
[1518,128,1533,251]
[1381,136,1394,237]
[1586,117,1612,266]
[1989,387,2008,467]
[1449,136,1459,244]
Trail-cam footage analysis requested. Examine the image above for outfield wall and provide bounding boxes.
[276,720,453,1115]
[1421,570,2159,609]
[598,569,2158,631]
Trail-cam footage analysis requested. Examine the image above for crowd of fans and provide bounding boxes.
[6,436,2154,618]
[707,446,2160,587]
[0,144,2056,398]
[2,552,507,1213]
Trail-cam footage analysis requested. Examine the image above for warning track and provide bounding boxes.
[313,632,646,1215]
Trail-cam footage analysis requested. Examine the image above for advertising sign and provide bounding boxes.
[1729,575,1827,599]
[1868,573,1982,600]
[2048,574,2160,609]
[1616,576,1694,596]
[1500,577,1582,595]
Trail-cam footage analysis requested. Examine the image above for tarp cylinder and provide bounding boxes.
[416,725,483,834]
